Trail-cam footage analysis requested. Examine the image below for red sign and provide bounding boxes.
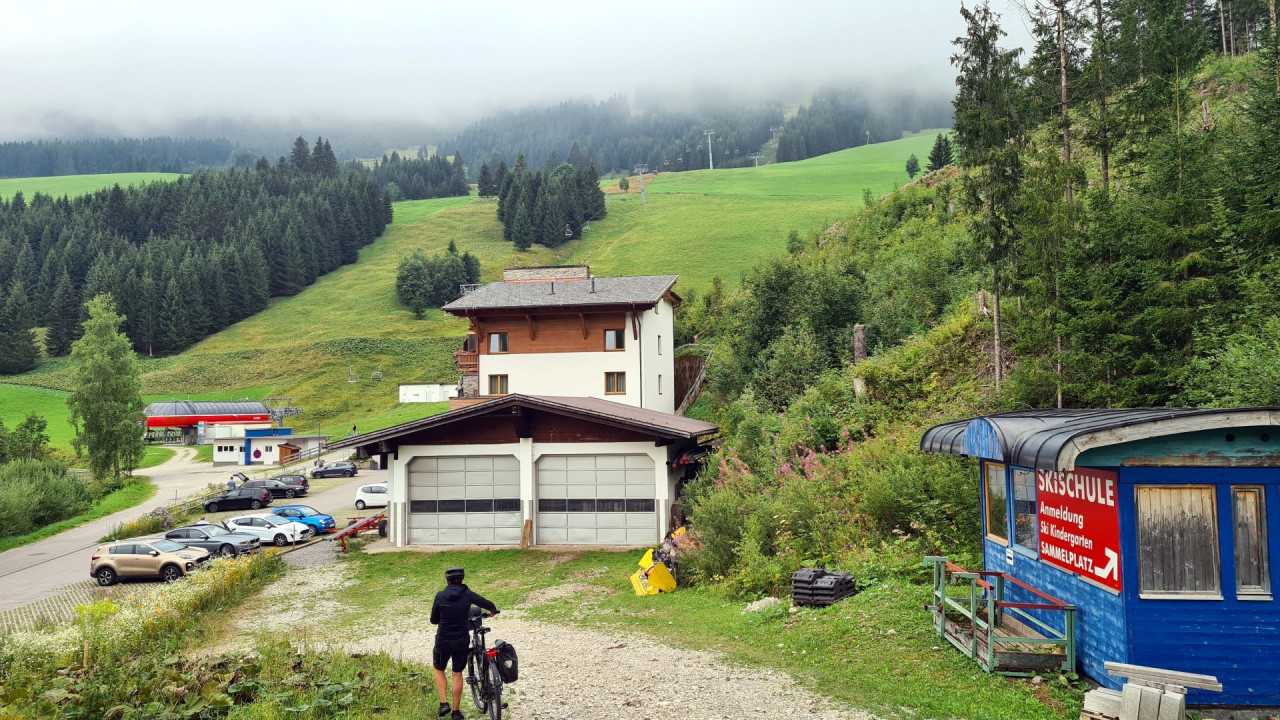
[1036,468,1122,592]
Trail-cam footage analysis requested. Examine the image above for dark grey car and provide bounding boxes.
[163,525,260,557]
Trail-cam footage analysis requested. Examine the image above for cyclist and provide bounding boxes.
[430,566,499,719]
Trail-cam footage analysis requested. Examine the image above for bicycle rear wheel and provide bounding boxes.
[468,653,487,713]
[487,659,504,720]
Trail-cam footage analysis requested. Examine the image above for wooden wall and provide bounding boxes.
[474,313,627,354]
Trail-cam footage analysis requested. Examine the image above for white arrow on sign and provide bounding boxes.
[1094,548,1119,582]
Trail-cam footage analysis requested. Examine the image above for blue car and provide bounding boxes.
[271,505,337,534]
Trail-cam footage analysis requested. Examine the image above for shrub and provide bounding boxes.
[0,459,89,539]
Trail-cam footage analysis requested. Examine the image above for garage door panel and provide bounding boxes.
[567,528,598,543]
[595,456,627,470]
[538,456,566,470]
[410,529,439,543]
[438,485,465,500]
[438,457,467,471]
[626,513,653,528]
[409,486,437,501]
[467,528,495,543]
[625,455,654,469]
[465,485,493,499]
[465,457,493,471]
[598,528,628,544]
[540,527,567,543]
[567,513,598,528]
[466,514,497,528]
[595,470,626,484]
[493,470,520,484]
[494,512,523,527]
[493,484,520,498]
[495,526,522,544]
[409,514,438,529]
[438,514,467,528]
[566,456,597,470]
[625,469,652,484]
[567,470,596,484]
[597,484,626,498]
[539,513,567,527]
[437,472,466,486]
[626,484,653,498]
[494,456,520,471]
[627,528,655,544]
[439,528,468,544]
[409,457,437,472]
[539,470,566,484]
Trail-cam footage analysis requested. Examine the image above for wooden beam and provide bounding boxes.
[513,406,531,439]
[579,312,588,340]
[520,519,532,548]
[526,314,536,341]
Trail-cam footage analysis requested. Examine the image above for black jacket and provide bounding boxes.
[430,583,498,642]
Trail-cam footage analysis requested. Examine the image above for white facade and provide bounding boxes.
[385,439,683,547]
[212,434,327,467]
[477,300,676,414]
[398,383,459,403]
[205,422,273,443]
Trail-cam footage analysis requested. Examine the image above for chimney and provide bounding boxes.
[590,277,596,293]
[549,281,555,295]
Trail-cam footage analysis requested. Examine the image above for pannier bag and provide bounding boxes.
[493,639,519,683]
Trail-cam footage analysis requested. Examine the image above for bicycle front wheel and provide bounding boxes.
[487,658,504,720]
[468,652,487,713]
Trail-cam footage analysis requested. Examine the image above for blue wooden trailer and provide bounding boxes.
[921,408,1280,707]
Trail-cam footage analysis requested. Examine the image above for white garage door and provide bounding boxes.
[408,455,522,544]
[536,455,657,545]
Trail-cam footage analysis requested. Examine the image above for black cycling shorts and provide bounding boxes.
[433,638,469,672]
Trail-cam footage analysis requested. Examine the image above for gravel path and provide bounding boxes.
[212,552,875,720]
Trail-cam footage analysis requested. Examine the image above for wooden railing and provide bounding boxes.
[454,350,478,373]
[923,556,1076,676]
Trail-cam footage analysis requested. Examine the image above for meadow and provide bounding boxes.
[0,172,182,200]
[0,133,946,445]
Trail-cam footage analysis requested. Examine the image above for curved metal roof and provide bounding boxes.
[920,407,1280,471]
[144,401,270,417]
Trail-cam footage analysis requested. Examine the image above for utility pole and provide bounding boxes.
[704,130,715,170]
[633,164,648,206]
[748,152,761,167]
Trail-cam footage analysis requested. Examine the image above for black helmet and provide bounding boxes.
[445,566,465,583]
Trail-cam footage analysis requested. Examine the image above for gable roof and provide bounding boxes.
[328,394,717,452]
[920,407,1280,471]
[442,275,679,314]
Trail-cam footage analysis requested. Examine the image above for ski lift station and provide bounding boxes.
[144,400,328,466]
[920,407,1280,707]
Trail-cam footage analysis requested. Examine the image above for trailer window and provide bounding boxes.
[1012,469,1037,552]
[1136,485,1221,598]
[1233,487,1270,598]
[984,462,1008,545]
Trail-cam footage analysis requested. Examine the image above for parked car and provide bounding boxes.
[271,505,337,534]
[311,461,358,479]
[203,487,273,512]
[163,525,260,557]
[269,473,310,491]
[90,539,209,586]
[240,478,308,499]
[354,483,389,510]
[225,513,314,546]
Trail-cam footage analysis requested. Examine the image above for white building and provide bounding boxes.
[211,428,330,467]
[398,383,459,403]
[328,267,717,548]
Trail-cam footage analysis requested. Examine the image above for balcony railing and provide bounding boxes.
[454,350,478,373]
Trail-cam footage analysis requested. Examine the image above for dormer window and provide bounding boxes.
[489,333,509,353]
[605,329,625,351]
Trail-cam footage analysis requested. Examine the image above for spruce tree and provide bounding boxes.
[0,282,39,373]
[906,154,921,179]
[926,133,953,172]
[512,205,534,251]
[477,163,494,196]
[67,294,146,481]
[952,1,1026,390]
[46,271,81,356]
[160,277,191,354]
[290,136,312,172]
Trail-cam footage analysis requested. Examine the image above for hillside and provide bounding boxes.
[1,133,943,446]
[0,172,183,200]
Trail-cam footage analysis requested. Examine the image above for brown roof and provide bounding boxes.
[328,394,717,451]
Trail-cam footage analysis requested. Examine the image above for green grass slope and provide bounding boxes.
[0,172,183,200]
[2,133,946,440]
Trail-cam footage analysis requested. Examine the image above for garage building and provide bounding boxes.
[329,394,716,547]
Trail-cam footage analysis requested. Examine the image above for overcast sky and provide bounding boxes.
[0,1,1035,140]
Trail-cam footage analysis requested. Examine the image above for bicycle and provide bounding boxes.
[466,607,504,720]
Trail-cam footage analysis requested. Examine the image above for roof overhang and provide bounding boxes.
[328,394,718,454]
[920,408,1280,471]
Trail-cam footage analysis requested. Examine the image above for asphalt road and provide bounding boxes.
[0,450,388,612]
